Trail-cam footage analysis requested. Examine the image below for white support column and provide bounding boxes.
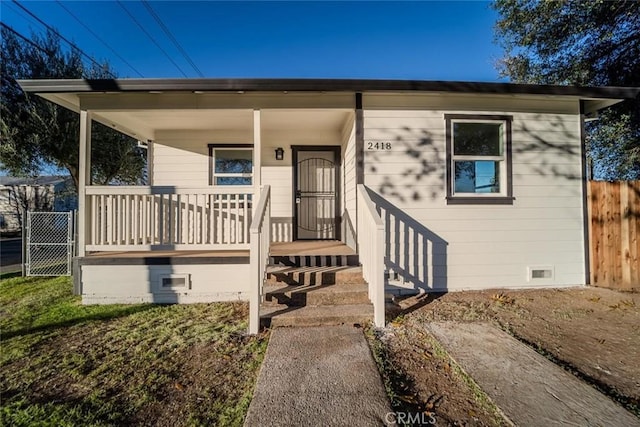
[249,109,262,334]
[147,140,154,186]
[249,226,260,334]
[253,109,262,187]
[77,110,92,257]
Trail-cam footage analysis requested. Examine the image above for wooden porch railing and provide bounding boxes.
[357,184,385,327]
[85,186,253,251]
[249,185,271,334]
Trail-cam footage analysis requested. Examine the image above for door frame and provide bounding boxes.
[292,145,341,241]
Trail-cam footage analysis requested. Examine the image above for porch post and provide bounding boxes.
[249,226,260,334]
[355,93,364,185]
[77,110,92,257]
[253,109,262,187]
[355,93,364,251]
[249,109,262,334]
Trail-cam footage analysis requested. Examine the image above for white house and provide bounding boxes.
[18,78,640,332]
[0,176,76,233]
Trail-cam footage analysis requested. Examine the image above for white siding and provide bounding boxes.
[152,129,253,187]
[363,108,586,291]
[81,263,250,304]
[341,118,357,249]
[261,165,293,242]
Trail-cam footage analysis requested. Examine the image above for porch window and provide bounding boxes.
[445,114,513,205]
[208,144,253,185]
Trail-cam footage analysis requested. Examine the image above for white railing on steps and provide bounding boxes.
[249,185,271,334]
[357,184,385,327]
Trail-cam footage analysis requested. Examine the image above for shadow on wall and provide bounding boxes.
[360,115,584,292]
[366,115,583,206]
[515,114,584,182]
[366,127,443,203]
[341,209,356,250]
[366,187,448,293]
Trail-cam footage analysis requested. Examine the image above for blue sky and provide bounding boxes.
[1,1,505,81]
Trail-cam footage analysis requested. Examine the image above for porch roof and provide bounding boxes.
[17,77,640,100]
[17,78,639,140]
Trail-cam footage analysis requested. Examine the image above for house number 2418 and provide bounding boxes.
[367,142,392,150]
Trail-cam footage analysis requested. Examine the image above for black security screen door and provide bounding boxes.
[293,146,340,240]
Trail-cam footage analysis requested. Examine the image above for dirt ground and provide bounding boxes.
[383,286,640,422]
[371,323,508,426]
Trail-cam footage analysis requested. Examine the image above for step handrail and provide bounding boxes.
[249,185,271,334]
[356,184,385,327]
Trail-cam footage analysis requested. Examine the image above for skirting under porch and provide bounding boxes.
[77,250,251,305]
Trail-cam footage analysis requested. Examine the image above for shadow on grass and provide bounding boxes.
[0,271,23,280]
[387,292,447,322]
[2,304,159,340]
[1,392,130,427]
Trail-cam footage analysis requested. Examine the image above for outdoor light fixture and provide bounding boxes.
[275,147,284,160]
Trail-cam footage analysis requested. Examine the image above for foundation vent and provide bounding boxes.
[527,266,554,282]
[159,274,191,290]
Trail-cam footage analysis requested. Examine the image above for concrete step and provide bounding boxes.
[263,282,370,306]
[266,265,366,286]
[269,254,359,268]
[261,303,373,328]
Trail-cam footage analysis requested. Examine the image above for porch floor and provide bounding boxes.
[85,240,355,259]
[86,250,249,258]
[270,241,355,256]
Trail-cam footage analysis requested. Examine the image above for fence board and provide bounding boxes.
[589,181,640,290]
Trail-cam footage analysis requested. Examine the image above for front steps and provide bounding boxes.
[261,303,374,328]
[269,254,359,268]
[260,256,373,328]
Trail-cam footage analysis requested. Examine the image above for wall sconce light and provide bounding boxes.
[275,147,284,160]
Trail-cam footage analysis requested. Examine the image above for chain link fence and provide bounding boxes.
[26,211,75,276]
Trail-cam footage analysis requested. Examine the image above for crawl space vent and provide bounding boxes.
[158,274,190,290]
[527,266,554,282]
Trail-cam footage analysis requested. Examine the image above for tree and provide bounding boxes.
[0,27,146,189]
[493,0,640,180]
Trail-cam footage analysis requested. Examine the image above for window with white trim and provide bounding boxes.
[445,115,513,204]
[208,144,253,186]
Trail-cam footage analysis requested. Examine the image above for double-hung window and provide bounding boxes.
[445,114,513,204]
[208,144,253,186]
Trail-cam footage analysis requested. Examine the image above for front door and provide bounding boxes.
[293,146,340,240]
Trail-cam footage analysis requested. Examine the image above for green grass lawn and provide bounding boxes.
[0,275,268,426]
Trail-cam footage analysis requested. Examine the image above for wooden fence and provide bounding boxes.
[588,180,640,290]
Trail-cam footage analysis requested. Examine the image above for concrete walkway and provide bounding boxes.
[244,326,392,426]
[427,322,640,427]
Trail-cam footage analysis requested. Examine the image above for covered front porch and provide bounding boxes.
[66,91,385,332]
[79,106,355,251]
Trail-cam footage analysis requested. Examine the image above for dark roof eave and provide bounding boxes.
[16,78,640,100]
